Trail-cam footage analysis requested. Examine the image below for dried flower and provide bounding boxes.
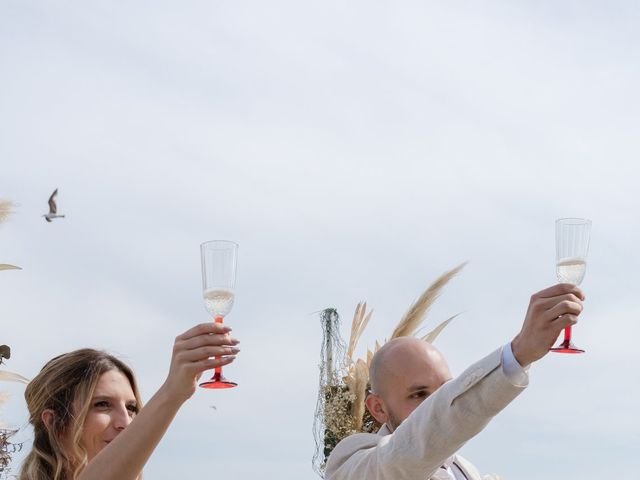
[0,201,14,225]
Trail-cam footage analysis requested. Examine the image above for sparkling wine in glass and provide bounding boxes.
[200,240,238,388]
[551,218,591,354]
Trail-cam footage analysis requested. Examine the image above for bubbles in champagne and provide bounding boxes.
[556,257,587,285]
[203,288,235,317]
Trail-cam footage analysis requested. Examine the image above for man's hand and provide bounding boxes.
[511,284,585,367]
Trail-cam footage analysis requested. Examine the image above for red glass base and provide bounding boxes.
[550,341,585,354]
[199,379,238,389]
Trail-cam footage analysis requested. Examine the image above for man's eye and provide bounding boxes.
[409,391,428,399]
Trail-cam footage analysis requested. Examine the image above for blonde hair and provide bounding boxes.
[20,349,142,480]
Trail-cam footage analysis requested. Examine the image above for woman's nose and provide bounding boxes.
[113,406,133,430]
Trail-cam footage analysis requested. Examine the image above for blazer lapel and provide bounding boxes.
[452,456,482,480]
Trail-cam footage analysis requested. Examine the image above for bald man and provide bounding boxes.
[325,283,585,480]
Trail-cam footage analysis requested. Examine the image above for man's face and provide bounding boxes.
[368,339,453,431]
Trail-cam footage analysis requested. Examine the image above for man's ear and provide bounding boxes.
[365,393,389,425]
[41,409,55,432]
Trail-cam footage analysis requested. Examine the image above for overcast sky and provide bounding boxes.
[1,1,639,479]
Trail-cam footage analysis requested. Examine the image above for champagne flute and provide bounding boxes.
[551,218,591,354]
[199,240,238,388]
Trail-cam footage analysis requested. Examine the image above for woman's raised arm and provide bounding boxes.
[78,322,240,480]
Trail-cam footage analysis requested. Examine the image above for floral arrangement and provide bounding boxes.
[312,263,465,476]
[0,349,29,479]
[0,198,27,478]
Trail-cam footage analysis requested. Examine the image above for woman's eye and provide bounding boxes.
[94,401,110,408]
[126,404,138,416]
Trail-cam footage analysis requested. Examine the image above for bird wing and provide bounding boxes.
[48,188,58,214]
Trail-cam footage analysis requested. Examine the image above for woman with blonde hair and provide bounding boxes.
[20,322,240,480]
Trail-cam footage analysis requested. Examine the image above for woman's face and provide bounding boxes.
[79,369,138,461]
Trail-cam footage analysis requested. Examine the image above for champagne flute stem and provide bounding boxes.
[562,325,572,347]
[213,315,224,380]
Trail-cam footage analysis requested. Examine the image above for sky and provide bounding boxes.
[1,1,639,478]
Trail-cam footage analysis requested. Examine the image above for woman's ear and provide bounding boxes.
[365,393,388,425]
[41,409,55,432]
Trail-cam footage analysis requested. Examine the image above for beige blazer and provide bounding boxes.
[429,455,482,480]
[325,347,527,480]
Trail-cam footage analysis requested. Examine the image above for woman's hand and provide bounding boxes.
[160,322,240,404]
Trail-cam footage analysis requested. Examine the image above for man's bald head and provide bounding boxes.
[366,337,453,430]
[370,337,449,396]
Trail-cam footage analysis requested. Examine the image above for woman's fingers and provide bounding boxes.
[195,356,237,371]
[173,323,240,361]
[175,322,231,342]
[173,324,241,366]
[177,332,239,352]
[193,356,236,380]
[179,345,241,363]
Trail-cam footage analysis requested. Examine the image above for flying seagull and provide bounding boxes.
[43,188,65,222]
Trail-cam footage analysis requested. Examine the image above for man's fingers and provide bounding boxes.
[544,300,583,321]
[551,314,579,330]
[516,286,587,365]
[533,284,585,301]
[541,293,583,312]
